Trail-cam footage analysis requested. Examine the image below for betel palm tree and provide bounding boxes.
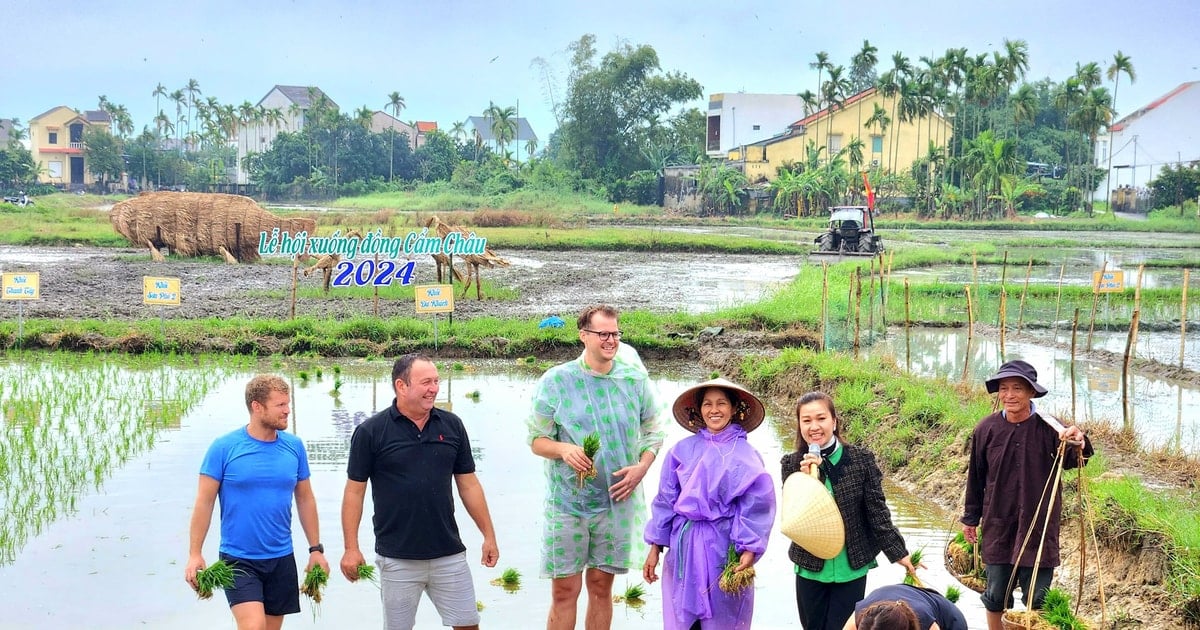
[851,39,878,132]
[961,129,1019,219]
[864,102,890,167]
[1104,51,1135,211]
[810,51,830,111]
[152,83,167,128]
[821,65,849,169]
[1010,82,1038,144]
[170,90,186,152]
[1070,86,1114,216]
[185,79,201,140]
[387,91,405,181]
[525,137,538,161]
[354,106,373,130]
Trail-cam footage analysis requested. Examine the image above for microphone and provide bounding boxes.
[808,442,822,478]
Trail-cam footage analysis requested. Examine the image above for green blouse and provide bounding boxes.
[795,442,877,582]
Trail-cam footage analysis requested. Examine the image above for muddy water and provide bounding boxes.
[0,359,987,629]
[865,327,1200,453]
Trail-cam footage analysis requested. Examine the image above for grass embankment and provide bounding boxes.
[734,345,1200,621]
[0,193,130,247]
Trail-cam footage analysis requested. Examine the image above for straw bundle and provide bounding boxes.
[110,192,315,263]
[779,472,845,559]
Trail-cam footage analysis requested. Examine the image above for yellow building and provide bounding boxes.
[28,106,112,189]
[732,87,952,183]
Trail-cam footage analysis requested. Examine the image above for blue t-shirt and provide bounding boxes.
[855,584,968,630]
[200,426,311,559]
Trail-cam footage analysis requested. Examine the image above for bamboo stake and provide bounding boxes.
[904,278,912,373]
[853,268,863,358]
[1071,308,1080,423]
[999,289,1007,362]
[820,263,829,352]
[290,257,298,319]
[878,251,888,327]
[373,252,381,317]
[1017,257,1032,333]
[868,256,877,338]
[1130,264,1145,352]
[1121,309,1140,430]
[963,285,974,382]
[1053,262,1067,335]
[1087,260,1108,351]
[1182,269,1191,369]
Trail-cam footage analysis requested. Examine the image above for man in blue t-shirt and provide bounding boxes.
[185,374,329,629]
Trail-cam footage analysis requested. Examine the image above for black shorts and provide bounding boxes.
[981,563,1053,613]
[220,552,300,616]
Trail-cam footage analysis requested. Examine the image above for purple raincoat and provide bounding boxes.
[645,424,776,629]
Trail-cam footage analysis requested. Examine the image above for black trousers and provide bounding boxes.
[795,574,867,630]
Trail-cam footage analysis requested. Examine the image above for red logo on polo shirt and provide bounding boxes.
[439,434,444,441]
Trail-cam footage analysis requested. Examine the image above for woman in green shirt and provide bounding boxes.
[781,391,920,630]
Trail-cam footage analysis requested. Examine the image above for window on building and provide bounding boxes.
[48,161,62,178]
[752,125,761,131]
[48,131,58,145]
[871,135,883,153]
[828,134,842,154]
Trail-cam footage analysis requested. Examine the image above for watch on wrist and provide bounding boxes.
[308,543,324,554]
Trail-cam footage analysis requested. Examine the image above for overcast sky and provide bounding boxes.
[3,0,1197,144]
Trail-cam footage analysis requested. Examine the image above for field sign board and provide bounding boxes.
[2,272,39,300]
[143,276,181,306]
[1092,270,1125,294]
[415,284,454,313]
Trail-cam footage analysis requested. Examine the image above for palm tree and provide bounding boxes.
[355,106,373,130]
[961,130,1019,219]
[822,65,849,168]
[185,79,201,140]
[1104,51,1136,211]
[1070,86,1114,216]
[865,102,890,167]
[387,92,406,181]
[1010,83,1038,143]
[450,120,467,143]
[845,136,865,173]
[170,90,186,152]
[992,174,1045,219]
[797,90,819,117]
[152,83,167,127]
[810,51,830,110]
[851,40,879,135]
[112,104,133,139]
[524,137,538,161]
[485,102,518,161]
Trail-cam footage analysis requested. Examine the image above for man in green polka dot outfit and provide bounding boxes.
[529,304,665,630]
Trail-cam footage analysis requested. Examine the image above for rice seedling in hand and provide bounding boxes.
[578,432,600,488]
[718,544,755,595]
[615,582,647,607]
[301,565,329,618]
[356,563,377,585]
[903,547,924,586]
[944,585,961,603]
[490,567,522,591]
[195,559,238,600]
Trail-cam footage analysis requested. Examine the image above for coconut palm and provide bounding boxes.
[450,120,467,142]
[485,102,518,161]
[525,137,538,160]
[387,91,405,180]
[355,106,373,130]
[1104,51,1135,210]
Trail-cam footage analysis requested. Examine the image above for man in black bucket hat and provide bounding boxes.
[961,360,1093,630]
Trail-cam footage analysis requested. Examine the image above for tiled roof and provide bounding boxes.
[263,85,338,109]
[30,105,75,122]
[1110,81,1198,132]
[789,87,878,129]
[84,110,112,124]
[416,121,438,132]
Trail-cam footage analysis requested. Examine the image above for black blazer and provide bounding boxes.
[781,443,909,572]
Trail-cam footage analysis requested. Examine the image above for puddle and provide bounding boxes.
[0,356,986,629]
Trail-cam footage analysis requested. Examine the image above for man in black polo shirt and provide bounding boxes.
[340,353,499,630]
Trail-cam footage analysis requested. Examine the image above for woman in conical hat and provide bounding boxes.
[643,378,776,630]
[782,391,921,630]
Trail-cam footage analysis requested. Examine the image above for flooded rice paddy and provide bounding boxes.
[0,356,986,629]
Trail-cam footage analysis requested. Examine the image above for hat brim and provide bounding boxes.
[985,371,1049,398]
[672,378,766,433]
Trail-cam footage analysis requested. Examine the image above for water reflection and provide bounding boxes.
[868,327,1200,453]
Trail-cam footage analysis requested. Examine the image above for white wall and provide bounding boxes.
[706,93,806,157]
[1095,84,1200,200]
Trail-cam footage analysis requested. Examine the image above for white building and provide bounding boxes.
[706,93,808,158]
[236,85,337,185]
[1094,81,1200,201]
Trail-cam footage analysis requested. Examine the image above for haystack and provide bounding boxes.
[110,192,315,263]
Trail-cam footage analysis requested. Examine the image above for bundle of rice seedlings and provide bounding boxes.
[578,432,600,488]
[718,545,755,595]
[195,559,239,600]
[356,563,377,585]
[301,565,329,619]
[622,582,647,607]
[490,567,521,592]
[903,547,925,586]
[945,585,962,603]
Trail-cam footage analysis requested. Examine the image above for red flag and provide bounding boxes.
[861,171,875,211]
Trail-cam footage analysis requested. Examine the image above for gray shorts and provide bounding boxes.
[378,552,480,630]
[540,508,631,579]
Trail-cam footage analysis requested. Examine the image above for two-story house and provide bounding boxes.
[706,93,809,158]
[236,85,337,185]
[732,87,952,184]
[1094,81,1200,202]
[28,106,112,189]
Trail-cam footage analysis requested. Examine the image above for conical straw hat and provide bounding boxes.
[780,472,845,559]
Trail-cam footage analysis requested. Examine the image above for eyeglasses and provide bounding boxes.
[583,329,622,341]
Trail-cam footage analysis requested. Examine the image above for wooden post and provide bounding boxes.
[1121,309,1140,430]
[963,285,974,382]
[853,268,862,358]
[868,256,877,338]
[904,278,911,373]
[1053,262,1067,333]
[878,251,888,327]
[290,257,298,319]
[1182,269,1191,369]
[373,252,381,317]
[999,289,1008,362]
[820,263,829,352]
[972,251,979,323]
[1017,257,1033,333]
[1130,264,1145,352]
[1071,308,1080,423]
[1087,260,1107,351]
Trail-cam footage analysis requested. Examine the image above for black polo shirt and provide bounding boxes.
[347,399,476,560]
